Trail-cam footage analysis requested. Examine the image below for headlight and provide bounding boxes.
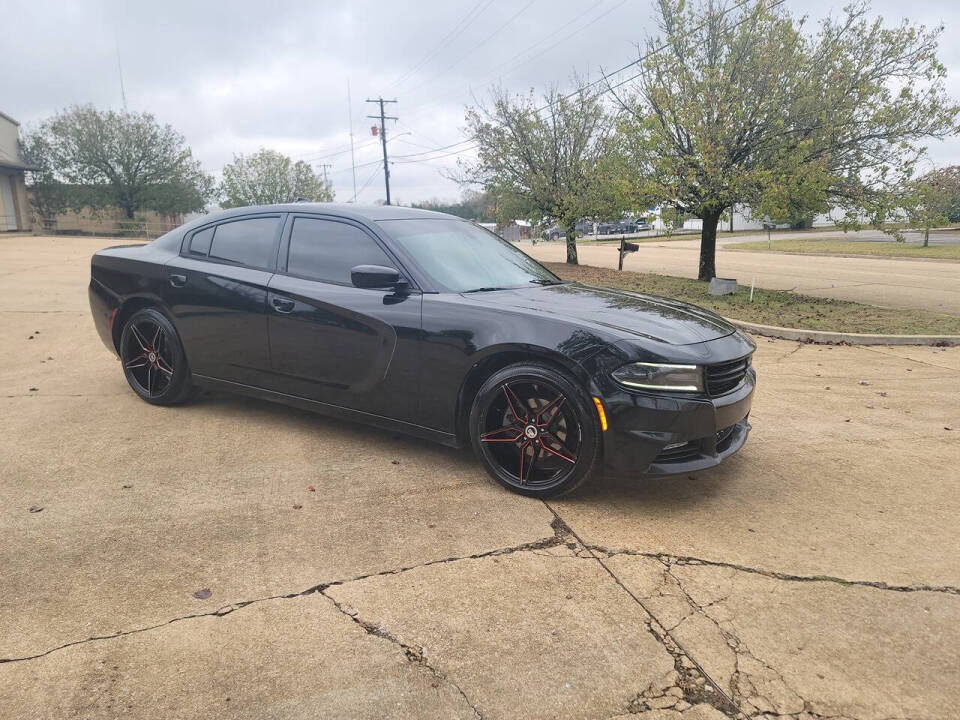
[611,362,703,392]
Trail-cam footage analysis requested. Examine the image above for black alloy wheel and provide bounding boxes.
[470,364,600,497]
[120,308,193,406]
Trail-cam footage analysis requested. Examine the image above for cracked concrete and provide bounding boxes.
[1,235,959,719]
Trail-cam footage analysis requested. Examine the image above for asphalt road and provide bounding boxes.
[1,236,959,720]
[523,233,960,315]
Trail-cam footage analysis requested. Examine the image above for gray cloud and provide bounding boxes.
[3,0,958,203]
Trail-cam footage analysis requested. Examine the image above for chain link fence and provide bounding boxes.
[35,216,185,239]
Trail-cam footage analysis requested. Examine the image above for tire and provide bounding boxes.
[119,307,194,406]
[469,363,600,497]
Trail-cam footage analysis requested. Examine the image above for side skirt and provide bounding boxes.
[191,373,464,449]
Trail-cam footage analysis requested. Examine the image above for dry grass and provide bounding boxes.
[545,262,960,335]
[726,237,960,260]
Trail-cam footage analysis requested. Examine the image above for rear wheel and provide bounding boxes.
[120,308,193,406]
[469,364,600,497]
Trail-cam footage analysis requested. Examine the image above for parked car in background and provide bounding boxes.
[543,225,564,241]
[575,219,594,236]
[597,221,617,235]
[89,204,756,497]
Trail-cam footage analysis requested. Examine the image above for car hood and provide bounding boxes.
[465,283,737,345]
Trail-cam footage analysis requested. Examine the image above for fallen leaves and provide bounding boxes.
[28,505,43,513]
[192,588,212,600]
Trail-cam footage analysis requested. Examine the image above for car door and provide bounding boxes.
[266,214,423,423]
[163,214,282,387]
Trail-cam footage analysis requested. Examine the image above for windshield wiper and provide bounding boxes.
[463,286,507,293]
[529,278,564,285]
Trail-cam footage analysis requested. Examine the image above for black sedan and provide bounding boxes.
[89,204,755,497]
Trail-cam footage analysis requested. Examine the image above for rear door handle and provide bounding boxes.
[271,297,295,314]
[169,273,187,288]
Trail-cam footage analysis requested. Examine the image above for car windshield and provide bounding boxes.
[378,218,562,293]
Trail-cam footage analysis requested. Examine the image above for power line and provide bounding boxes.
[399,0,610,126]
[383,0,498,94]
[394,0,787,169]
[403,0,539,97]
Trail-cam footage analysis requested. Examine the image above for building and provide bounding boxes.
[0,110,35,232]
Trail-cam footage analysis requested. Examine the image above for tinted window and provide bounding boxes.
[287,218,393,285]
[377,218,559,292]
[208,217,279,269]
[188,226,214,256]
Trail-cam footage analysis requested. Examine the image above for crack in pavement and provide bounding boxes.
[319,589,484,719]
[541,501,746,719]
[861,346,960,373]
[655,558,806,716]
[584,547,960,596]
[0,531,569,666]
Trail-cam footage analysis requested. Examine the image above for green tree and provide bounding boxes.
[615,0,959,279]
[411,189,497,222]
[220,149,334,208]
[461,82,627,264]
[895,173,952,246]
[24,105,213,219]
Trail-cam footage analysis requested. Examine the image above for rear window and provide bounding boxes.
[188,226,214,256]
[207,217,279,269]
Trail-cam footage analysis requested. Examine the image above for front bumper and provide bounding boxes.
[601,368,755,477]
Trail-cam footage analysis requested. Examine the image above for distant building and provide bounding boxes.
[0,110,35,232]
[499,219,533,242]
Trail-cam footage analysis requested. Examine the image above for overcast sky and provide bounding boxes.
[3,0,959,205]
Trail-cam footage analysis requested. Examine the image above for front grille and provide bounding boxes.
[705,355,751,396]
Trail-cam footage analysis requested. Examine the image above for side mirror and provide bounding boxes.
[351,264,407,290]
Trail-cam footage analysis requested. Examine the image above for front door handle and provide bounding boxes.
[271,297,295,314]
[169,273,187,288]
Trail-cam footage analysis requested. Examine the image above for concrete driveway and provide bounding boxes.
[1,236,959,720]
[522,237,960,316]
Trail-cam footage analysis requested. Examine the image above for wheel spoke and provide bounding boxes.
[155,357,174,377]
[518,440,537,484]
[502,384,528,423]
[481,426,522,443]
[536,395,566,427]
[540,432,577,464]
[130,324,150,352]
[151,324,162,350]
[125,354,147,369]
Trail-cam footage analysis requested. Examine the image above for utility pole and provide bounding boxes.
[317,163,332,186]
[347,80,358,202]
[366,97,397,205]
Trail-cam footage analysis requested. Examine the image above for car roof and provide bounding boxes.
[192,203,453,227]
[151,203,465,253]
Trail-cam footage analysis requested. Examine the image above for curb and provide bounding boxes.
[725,318,960,347]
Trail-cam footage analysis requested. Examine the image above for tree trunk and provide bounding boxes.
[123,203,135,220]
[565,218,578,264]
[698,208,722,281]
[924,227,930,247]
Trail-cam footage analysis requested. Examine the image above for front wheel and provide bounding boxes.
[120,307,194,406]
[469,364,600,497]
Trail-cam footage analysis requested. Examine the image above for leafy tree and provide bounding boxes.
[894,172,952,246]
[220,149,334,208]
[461,82,626,264]
[614,0,959,279]
[24,105,213,219]
[411,189,497,222]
